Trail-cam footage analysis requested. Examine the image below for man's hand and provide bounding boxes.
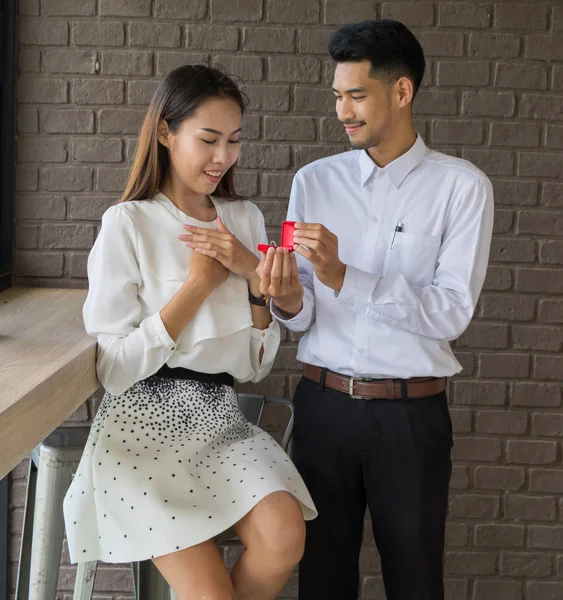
[257,247,304,318]
[293,223,346,292]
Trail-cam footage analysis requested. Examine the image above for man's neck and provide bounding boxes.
[367,126,417,168]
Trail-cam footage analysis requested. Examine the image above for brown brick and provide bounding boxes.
[416,32,464,57]
[323,1,377,25]
[266,0,319,24]
[415,90,460,116]
[541,183,563,208]
[519,152,563,180]
[450,465,470,490]
[101,51,152,76]
[154,0,206,19]
[501,552,551,577]
[298,29,333,55]
[16,166,39,191]
[495,4,548,30]
[475,523,525,547]
[545,125,563,150]
[188,25,239,51]
[19,0,39,15]
[478,353,530,378]
[126,80,158,106]
[17,77,68,104]
[438,3,491,28]
[452,381,506,406]
[381,2,435,27]
[261,173,293,198]
[508,440,558,466]
[155,52,209,76]
[129,22,181,48]
[540,241,563,265]
[42,167,93,191]
[243,27,294,53]
[13,250,64,277]
[538,299,563,324]
[554,65,563,92]
[41,224,95,249]
[454,351,476,376]
[16,196,66,220]
[483,266,513,291]
[72,79,124,105]
[43,109,94,134]
[516,268,563,294]
[244,84,290,112]
[99,0,150,17]
[264,116,315,141]
[474,465,526,491]
[511,382,561,408]
[450,408,472,433]
[444,579,469,599]
[475,411,527,435]
[72,21,124,46]
[68,197,116,220]
[531,413,563,438]
[472,580,523,600]
[518,211,563,237]
[18,18,68,45]
[462,91,515,117]
[525,35,563,61]
[493,209,514,233]
[72,138,122,163]
[437,61,489,87]
[96,167,130,193]
[16,226,38,249]
[98,109,145,134]
[18,48,40,72]
[446,551,496,575]
[431,119,484,145]
[490,123,540,148]
[526,582,563,599]
[468,33,520,58]
[41,0,96,15]
[520,94,563,120]
[512,325,563,352]
[238,145,291,170]
[268,57,320,83]
[18,107,39,134]
[212,55,263,82]
[446,523,469,547]
[294,86,333,113]
[451,437,502,462]
[462,149,514,176]
[17,138,67,163]
[489,238,536,263]
[528,526,563,549]
[494,62,547,90]
[492,179,539,207]
[210,0,262,22]
[457,323,508,350]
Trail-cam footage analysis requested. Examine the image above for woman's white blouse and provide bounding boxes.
[83,192,280,397]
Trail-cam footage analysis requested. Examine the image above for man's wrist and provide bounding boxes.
[272,297,303,319]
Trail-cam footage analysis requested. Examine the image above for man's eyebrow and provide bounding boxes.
[199,127,242,135]
[332,87,366,94]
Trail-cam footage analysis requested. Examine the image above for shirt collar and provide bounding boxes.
[359,134,427,188]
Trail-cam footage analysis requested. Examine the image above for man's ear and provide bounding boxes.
[396,77,414,108]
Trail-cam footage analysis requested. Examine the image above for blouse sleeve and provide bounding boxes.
[247,204,281,382]
[83,206,176,396]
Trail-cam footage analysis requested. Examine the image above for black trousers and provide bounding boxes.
[292,376,453,600]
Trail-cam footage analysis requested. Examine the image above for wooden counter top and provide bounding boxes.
[0,287,99,479]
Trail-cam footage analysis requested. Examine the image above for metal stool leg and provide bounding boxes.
[15,458,38,600]
[136,560,172,600]
[28,445,78,600]
[72,561,98,600]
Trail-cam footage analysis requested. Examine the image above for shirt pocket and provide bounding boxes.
[386,231,441,286]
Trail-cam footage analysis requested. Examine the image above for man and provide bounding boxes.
[258,19,493,600]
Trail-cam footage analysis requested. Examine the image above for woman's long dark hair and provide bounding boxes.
[120,65,246,204]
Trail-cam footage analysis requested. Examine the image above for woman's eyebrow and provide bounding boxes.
[199,127,242,135]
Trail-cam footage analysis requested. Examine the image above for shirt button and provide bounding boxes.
[370,217,377,223]
[347,302,353,308]
[261,332,266,338]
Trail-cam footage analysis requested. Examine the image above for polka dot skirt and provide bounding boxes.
[63,375,317,564]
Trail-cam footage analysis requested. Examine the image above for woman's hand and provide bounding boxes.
[179,217,259,281]
[187,248,229,291]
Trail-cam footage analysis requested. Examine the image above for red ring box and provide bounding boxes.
[257,220,296,253]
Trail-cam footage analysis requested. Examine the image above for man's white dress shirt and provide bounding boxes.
[272,135,494,379]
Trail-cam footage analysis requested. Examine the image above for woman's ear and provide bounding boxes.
[157,119,171,148]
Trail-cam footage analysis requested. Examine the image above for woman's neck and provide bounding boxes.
[160,178,217,222]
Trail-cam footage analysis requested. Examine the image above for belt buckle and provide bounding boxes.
[348,377,372,399]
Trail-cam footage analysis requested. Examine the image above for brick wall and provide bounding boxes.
[9,0,563,598]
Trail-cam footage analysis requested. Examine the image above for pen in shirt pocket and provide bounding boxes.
[390,222,404,249]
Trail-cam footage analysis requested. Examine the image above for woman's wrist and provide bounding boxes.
[247,274,262,297]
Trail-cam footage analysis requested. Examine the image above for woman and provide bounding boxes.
[63,65,316,600]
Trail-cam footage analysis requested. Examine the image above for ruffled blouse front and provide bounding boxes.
[83,192,280,397]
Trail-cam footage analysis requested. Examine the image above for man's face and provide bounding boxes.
[332,60,397,150]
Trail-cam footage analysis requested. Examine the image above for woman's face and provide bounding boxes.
[162,96,242,195]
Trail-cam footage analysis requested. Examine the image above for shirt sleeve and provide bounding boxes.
[83,206,177,397]
[336,176,494,340]
[270,172,316,332]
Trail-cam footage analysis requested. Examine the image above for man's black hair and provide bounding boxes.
[329,20,426,97]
